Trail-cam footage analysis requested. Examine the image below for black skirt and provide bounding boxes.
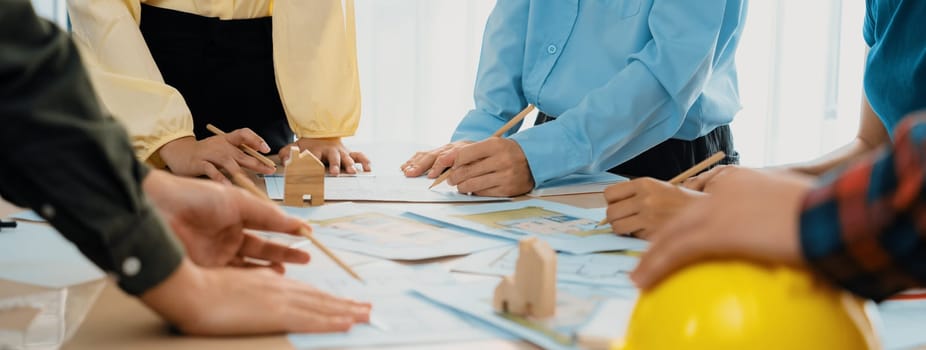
[139,4,293,152]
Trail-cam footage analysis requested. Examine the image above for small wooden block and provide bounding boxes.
[493,237,557,318]
[283,146,325,207]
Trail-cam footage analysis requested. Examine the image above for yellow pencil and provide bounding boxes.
[230,173,364,283]
[597,151,726,227]
[429,104,536,189]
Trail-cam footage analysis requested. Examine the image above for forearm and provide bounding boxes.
[68,0,195,165]
[789,92,889,176]
[800,113,926,301]
[452,0,530,143]
[513,0,738,184]
[0,1,183,295]
[786,138,878,176]
[274,0,361,139]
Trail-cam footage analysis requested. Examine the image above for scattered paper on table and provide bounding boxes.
[411,200,647,254]
[530,173,627,197]
[416,281,635,350]
[280,203,510,260]
[286,262,511,349]
[454,246,638,288]
[264,174,509,203]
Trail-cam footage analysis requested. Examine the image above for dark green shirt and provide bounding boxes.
[0,1,183,295]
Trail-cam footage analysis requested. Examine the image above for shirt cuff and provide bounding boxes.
[109,205,185,296]
[510,122,588,185]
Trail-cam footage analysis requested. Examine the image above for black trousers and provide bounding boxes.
[535,112,739,180]
[139,4,293,152]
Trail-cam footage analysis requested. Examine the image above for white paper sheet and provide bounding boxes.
[7,210,45,222]
[453,246,638,288]
[285,262,511,349]
[410,199,648,254]
[264,174,508,203]
[529,173,627,197]
[877,298,926,349]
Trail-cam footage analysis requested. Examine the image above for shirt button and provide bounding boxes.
[122,257,141,277]
[547,45,557,54]
[40,204,56,219]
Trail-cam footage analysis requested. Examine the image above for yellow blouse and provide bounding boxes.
[66,0,361,166]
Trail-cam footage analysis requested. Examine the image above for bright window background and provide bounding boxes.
[34,0,869,167]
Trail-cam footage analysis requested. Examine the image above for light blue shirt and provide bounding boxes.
[452,0,747,185]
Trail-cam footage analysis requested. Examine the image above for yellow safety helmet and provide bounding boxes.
[615,260,881,350]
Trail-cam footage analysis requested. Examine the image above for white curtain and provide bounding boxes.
[33,0,868,168]
[732,0,866,167]
[352,0,496,148]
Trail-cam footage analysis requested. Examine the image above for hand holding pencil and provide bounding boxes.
[402,105,537,197]
[599,152,727,237]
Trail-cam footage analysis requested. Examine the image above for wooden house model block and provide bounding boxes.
[493,237,557,318]
[283,146,325,207]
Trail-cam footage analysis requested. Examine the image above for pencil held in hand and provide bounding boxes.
[206,124,277,168]
[429,104,536,189]
[597,151,726,227]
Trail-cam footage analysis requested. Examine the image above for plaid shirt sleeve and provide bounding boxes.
[800,113,926,301]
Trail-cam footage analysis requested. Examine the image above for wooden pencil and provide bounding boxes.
[230,173,364,283]
[206,124,277,168]
[429,104,536,189]
[597,151,726,227]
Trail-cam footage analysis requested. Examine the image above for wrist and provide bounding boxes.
[157,137,196,169]
[140,259,207,329]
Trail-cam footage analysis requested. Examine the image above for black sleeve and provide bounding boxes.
[0,1,184,295]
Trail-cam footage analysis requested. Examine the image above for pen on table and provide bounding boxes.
[596,151,727,227]
[205,124,277,169]
[429,104,536,189]
[229,173,365,283]
[0,220,16,232]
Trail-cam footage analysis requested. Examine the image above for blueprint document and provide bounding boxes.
[285,262,511,349]
[263,174,507,203]
[417,280,636,350]
[411,199,648,254]
[281,203,510,260]
[454,246,638,288]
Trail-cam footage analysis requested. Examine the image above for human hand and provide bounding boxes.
[143,170,310,271]
[141,259,371,335]
[401,141,473,178]
[280,137,371,175]
[602,178,706,239]
[630,167,813,290]
[158,130,275,183]
[445,138,534,197]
